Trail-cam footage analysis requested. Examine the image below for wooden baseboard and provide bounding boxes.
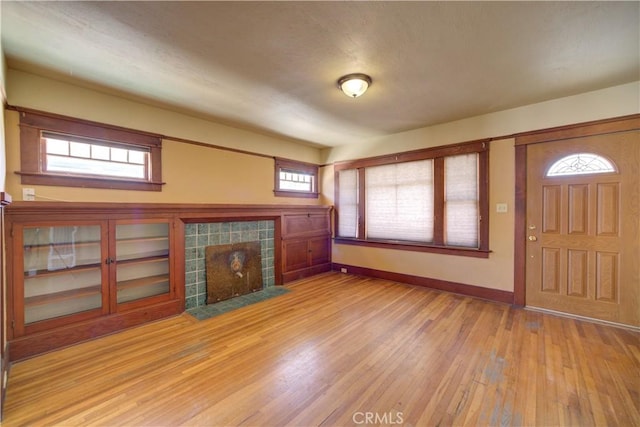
[283,263,332,283]
[332,263,514,304]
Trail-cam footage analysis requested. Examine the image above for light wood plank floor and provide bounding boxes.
[4,272,639,426]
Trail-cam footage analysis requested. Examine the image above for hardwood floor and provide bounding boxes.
[4,272,639,426]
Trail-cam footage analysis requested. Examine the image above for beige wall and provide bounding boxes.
[320,82,640,292]
[4,67,638,293]
[5,69,324,205]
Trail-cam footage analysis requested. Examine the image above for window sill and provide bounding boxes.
[274,190,319,199]
[16,172,164,192]
[333,237,490,258]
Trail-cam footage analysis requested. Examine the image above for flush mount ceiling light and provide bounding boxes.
[337,73,372,98]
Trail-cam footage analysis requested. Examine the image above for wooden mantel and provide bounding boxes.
[5,201,332,219]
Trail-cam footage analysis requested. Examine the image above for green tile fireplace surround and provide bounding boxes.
[184,220,276,310]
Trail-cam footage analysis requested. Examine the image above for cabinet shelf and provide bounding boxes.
[116,255,168,266]
[117,274,169,291]
[24,240,101,250]
[23,263,102,279]
[116,236,168,244]
[25,285,102,307]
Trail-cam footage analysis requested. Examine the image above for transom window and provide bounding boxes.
[44,132,150,180]
[335,140,489,257]
[279,170,314,192]
[17,109,163,191]
[274,158,319,198]
[547,153,616,177]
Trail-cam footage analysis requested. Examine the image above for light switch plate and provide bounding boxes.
[496,203,508,213]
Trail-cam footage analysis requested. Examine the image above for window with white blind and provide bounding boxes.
[366,160,434,242]
[445,153,479,247]
[334,140,489,257]
[337,169,358,238]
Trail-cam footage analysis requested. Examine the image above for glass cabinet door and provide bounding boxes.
[115,221,171,305]
[22,224,104,324]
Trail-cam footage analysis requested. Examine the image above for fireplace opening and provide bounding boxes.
[205,241,263,303]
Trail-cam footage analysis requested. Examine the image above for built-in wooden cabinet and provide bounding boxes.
[7,208,181,361]
[16,220,173,335]
[281,210,332,282]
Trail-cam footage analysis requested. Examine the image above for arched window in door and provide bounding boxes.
[546,153,617,177]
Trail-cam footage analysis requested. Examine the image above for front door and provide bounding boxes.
[525,130,639,327]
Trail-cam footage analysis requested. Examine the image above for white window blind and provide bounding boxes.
[337,169,358,238]
[445,153,479,247]
[365,160,434,242]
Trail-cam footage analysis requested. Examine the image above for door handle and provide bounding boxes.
[528,235,538,242]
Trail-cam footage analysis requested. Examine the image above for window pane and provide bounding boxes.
[445,153,478,247]
[45,138,69,155]
[70,142,90,158]
[337,169,358,238]
[111,147,128,163]
[128,150,146,165]
[91,145,110,160]
[47,155,146,179]
[279,169,313,191]
[547,153,616,176]
[43,134,150,180]
[366,160,434,242]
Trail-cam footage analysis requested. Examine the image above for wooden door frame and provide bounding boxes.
[513,114,640,306]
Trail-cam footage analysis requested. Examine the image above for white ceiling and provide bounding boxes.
[2,1,639,148]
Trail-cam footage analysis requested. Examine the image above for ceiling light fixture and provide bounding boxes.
[337,73,372,98]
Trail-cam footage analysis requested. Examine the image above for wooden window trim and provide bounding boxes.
[17,109,164,191]
[274,157,319,199]
[334,139,490,258]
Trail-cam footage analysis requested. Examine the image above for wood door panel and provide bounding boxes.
[526,130,639,326]
[309,236,330,265]
[541,247,561,293]
[567,249,588,297]
[542,185,561,233]
[282,214,329,237]
[568,184,589,235]
[595,251,618,302]
[596,183,619,236]
[282,239,310,272]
